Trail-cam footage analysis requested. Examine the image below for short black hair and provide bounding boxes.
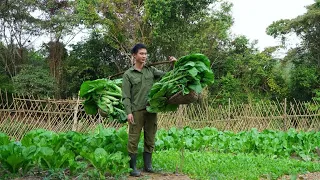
[131,43,147,54]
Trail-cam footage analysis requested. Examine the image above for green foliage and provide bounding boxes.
[75,0,145,61]
[214,72,244,105]
[0,74,14,93]
[147,54,214,112]
[79,78,127,123]
[32,0,79,40]
[75,0,233,72]
[1,0,320,105]
[305,89,320,112]
[145,0,233,60]
[0,1,43,91]
[0,133,11,146]
[0,1,42,44]
[0,126,131,177]
[80,148,129,179]
[37,146,75,170]
[153,150,320,180]
[155,127,320,161]
[0,43,29,79]
[1,126,320,179]
[289,66,319,101]
[21,130,75,170]
[266,1,320,102]
[267,75,288,99]
[267,1,320,61]
[12,65,56,98]
[0,142,36,174]
[210,36,288,104]
[61,33,123,97]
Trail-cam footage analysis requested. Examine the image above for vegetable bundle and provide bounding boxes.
[147,53,214,113]
[79,78,126,123]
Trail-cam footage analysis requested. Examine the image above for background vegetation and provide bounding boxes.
[1,0,319,105]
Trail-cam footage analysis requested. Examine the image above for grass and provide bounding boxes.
[2,150,320,179]
[152,150,320,180]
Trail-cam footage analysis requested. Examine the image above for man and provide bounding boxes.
[122,43,176,176]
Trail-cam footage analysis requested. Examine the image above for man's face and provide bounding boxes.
[134,48,147,64]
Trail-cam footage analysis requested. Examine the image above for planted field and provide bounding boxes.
[0,126,320,179]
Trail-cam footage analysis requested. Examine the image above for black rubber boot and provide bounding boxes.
[129,154,141,176]
[143,152,154,173]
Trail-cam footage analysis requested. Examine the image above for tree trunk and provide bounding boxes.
[48,41,66,98]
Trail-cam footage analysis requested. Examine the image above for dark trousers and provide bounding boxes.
[128,109,157,154]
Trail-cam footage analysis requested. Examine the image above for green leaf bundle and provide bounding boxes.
[147,53,214,113]
[79,79,126,123]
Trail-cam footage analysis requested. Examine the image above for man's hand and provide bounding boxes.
[169,56,177,62]
[169,56,177,70]
[127,114,134,124]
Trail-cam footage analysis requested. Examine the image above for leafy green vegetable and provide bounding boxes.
[147,53,214,112]
[0,132,11,146]
[0,142,36,174]
[79,78,126,123]
[0,126,320,178]
[155,127,320,161]
[37,146,75,170]
[80,148,130,179]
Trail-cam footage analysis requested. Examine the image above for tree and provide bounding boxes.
[210,36,288,104]
[60,33,125,98]
[145,0,232,63]
[76,0,146,67]
[28,0,82,97]
[76,0,232,68]
[289,65,319,101]
[266,0,320,100]
[12,65,55,98]
[0,0,42,79]
[267,1,320,67]
[11,48,56,97]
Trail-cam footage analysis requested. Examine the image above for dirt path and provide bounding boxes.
[278,172,320,180]
[130,171,320,180]
[13,171,320,179]
[13,172,192,180]
[127,172,192,180]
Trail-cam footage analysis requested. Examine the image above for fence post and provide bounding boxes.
[284,98,287,130]
[72,95,80,131]
[228,98,231,121]
[0,89,2,108]
[6,90,10,109]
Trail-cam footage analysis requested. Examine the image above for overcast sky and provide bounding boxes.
[228,0,315,50]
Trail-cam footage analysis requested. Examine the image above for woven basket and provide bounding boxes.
[98,108,108,117]
[167,90,199,105]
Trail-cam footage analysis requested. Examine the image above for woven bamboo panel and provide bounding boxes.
[0,89,319,140]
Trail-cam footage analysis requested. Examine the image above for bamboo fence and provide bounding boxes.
[0,89,319,140]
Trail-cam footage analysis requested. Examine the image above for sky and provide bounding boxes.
[228,0,315,51]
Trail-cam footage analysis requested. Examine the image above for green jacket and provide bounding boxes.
[122,66,165,115]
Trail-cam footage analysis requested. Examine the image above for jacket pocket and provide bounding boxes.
[145,74,154,87]
[131,77,141,85]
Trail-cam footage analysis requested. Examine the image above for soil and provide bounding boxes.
[127,172,192,180]
[12,171,320,180]
[130,172,320,180]
[12,172,192,180]
[277,172,320,180]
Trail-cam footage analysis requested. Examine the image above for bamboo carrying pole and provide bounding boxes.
[108,60,173,79]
